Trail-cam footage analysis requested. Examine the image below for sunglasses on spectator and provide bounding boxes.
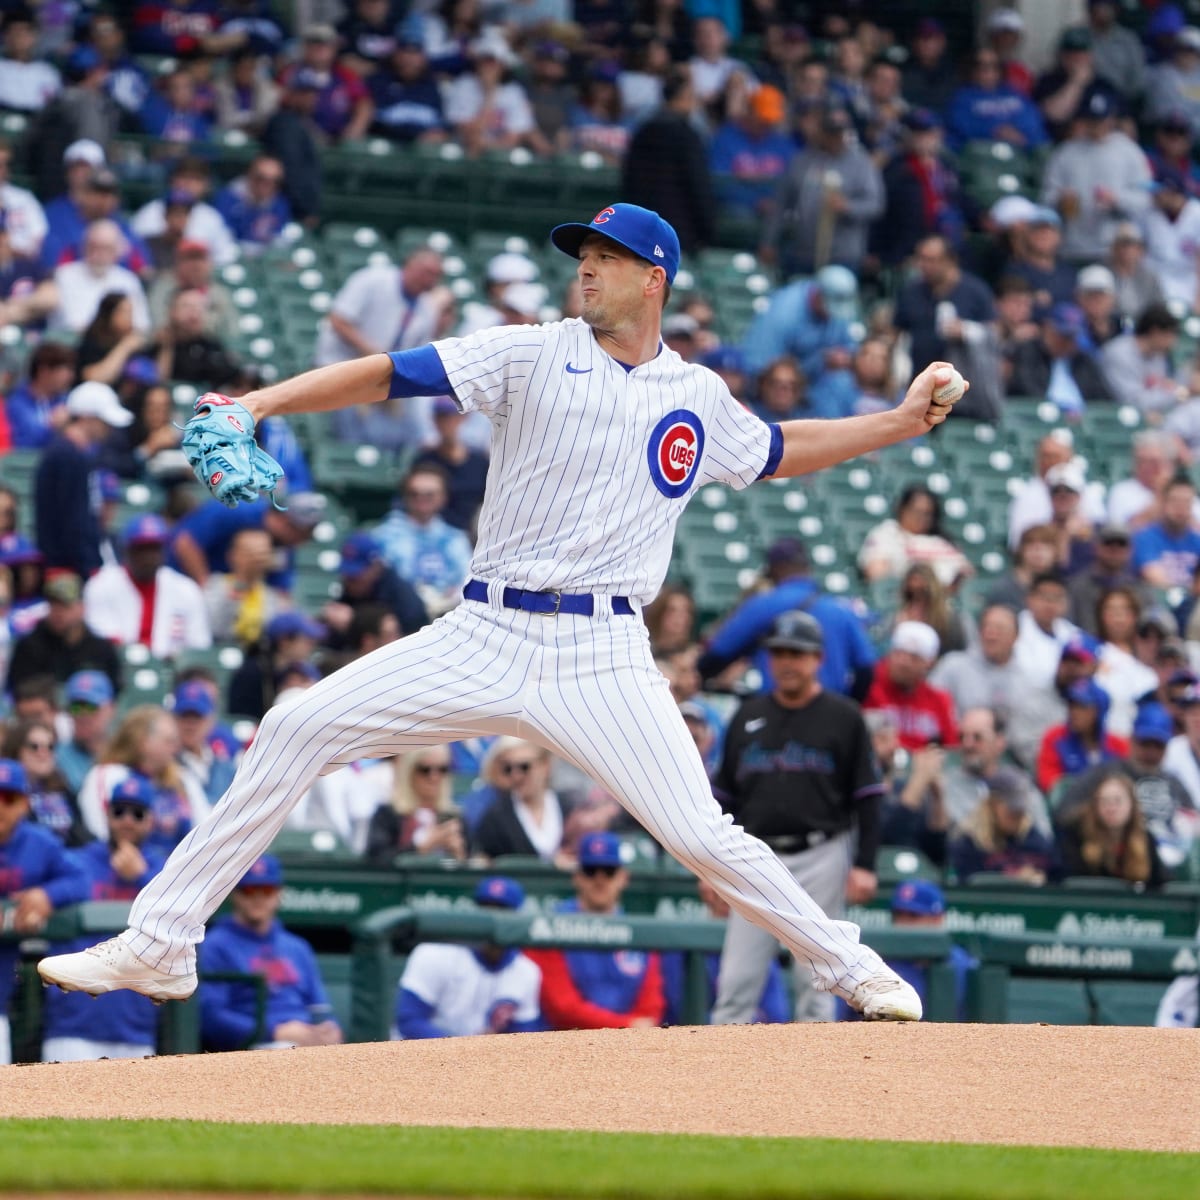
[580,865,619,879]
[238,884,280,897]
[406,488,441,500]
[24,738,54,751]
[500,759,538,776]
[414,763,450,776]
[110,803,150,820]
[68,701,100,715]
[0,791,25,806]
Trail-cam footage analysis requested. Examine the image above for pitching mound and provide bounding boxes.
[4,1024,1197,1151]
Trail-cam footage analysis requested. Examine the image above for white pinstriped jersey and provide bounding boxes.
[434,317,774,603]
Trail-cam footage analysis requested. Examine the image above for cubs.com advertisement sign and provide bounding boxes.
[647,410,705,498]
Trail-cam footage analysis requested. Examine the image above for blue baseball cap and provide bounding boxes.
[891,879,945,917]
[123,355,160,385]
[274,660,321,689]
[0,758,28,794]
[66,669,114,706]
[1133,702,1175,743]
[338,531,382,579]
[267,612,325,641]
[577,831,624,869]
[1066,678,1107,708]
[700,346,747,374]
[108,772,155,810]
[473,875,525,909]
[238,854,283,888]
[551,203,680,284]
[172,680,215,717]
[1048,302,1086,339]
[124,514,170,546]
[0,533,42,566]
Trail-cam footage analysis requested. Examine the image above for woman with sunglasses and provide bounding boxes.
[471,738,569,866]
[2,718,88,846]
[365,747,465,864]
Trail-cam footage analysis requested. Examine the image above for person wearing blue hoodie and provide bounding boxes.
[1036,677,1129,795]
[946,47,1048,153]
[0,757,88,1064]
[42,773,165,1062]
[198,855,343,1051]
[393,875,543,1039]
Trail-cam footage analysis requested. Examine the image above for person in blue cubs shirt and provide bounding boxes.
[198,855,343,1051]
[0,758,88,1064]
[42,774,165,1062]
[526,832,666,1030]
[393,875,543,1039]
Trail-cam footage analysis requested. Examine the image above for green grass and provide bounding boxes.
[0,1121,1196,1198]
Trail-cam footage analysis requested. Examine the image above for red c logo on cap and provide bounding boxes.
[592,207,615,225]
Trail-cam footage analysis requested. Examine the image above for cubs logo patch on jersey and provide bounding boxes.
[647,410,704,498]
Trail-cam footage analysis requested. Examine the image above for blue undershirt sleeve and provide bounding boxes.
[757,423,784,480]
[387,346,453,399]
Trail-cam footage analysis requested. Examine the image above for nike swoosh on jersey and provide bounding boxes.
[565,363,592,374]
[745,718,767,732]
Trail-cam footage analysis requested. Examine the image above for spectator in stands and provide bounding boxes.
[876,708,950,865]
[372,464,471,617]
[75,293,154,388]
[154,288,241,389]
[392,874,542,1039]
[992,275,1039,383]
[1086,0,1146,104]
[1132,474,1200,589]
[56,669,115,796]
[1007,431,1106,550]
[643,584,696,658]
[0,756,88,1065]
[700,535,877,699]
[470,737,572,864]
[1145,24,1200,137]
[983,8,1033,96]
[213,153,292,257]
[82,515,211,660]
[41,140,105,253]
[930,604,1029,720]
[173,680,237,810]
[1165,683,1200,805]
[339,0,399,74]
[1093,586,1159,738]
[761,104,883,279]
[6,342,74,450]
[411,396,489,533]
[1039,460,1098,575]
[560,64,631,166]
[131,158,238,270]
[171,488,325,595]
[998,211,1075,326]
[77,704,209,853]
[213,47,279,136]
[1014,570,1081,691]
[857,482,971,589]
[41,773,164,1063]
[1112,433,1199,532]
[750,355,807,420]
[456,249,538,337]
[1060,701,1196,873]
[319,531,429,651]
[227,610,325,722]
[901,18,957,118]
[945,46,1047,153]
[1041,87,1152,266]
[885,562,974,656]
[1074,264,1122,348]
[149,249,236,345]
[1056,768,1165,885]
[1141,167,1200,311]
[1032,27,1109,143]
[137,67,212,145]
[0,13,59,115]
[863,621,957,751]
[528,831,664,1030]
[316,246,447,370]
[365,745,465,864]
[0,137,45,261]
[34,383,133,578]
[261,71,324,227]
[621,66,716,255]
[105,380,183,483]
[278,22,372,144]
[199,854,344,1051]
[686,15,755,122]
[42,167,151,277]
[3,717,84,847]
[1146,111,1200,198]
[10,675,66,744]
[203,526,287,648]
[859,54,908,164]
[367,31,444,146]
[893,235,998,402]
[1070,524,1148,634]
[1037,677,1128,795]
[49,219,150,337]
[708,83,794,222]
[873,109,964,270]
[525,37,575,144]
[948,767,1058,884]
[130,1,218,55]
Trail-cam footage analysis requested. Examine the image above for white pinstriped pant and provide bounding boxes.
[125,590,886,1000]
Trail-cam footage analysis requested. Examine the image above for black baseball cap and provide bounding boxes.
[765,610,824,653]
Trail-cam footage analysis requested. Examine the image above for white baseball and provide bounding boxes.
[932,368,965,407]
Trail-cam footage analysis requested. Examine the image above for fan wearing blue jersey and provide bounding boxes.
[41,203,967,1023]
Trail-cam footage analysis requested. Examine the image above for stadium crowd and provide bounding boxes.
[2,1,1200,1058]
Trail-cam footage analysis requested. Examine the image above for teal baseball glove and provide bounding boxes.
[181,393,285,509]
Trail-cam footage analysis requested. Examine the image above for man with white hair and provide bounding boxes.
[1074,263,1121,347]
[49,218,149,334]
[863,621,957,751]
[1008,430,1106,549]
[457,251,539,336]
[1107,429,1194,529]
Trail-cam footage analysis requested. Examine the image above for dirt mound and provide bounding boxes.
[3,1024,1197,1151]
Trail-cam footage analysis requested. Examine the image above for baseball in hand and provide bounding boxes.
[932,368,965,407]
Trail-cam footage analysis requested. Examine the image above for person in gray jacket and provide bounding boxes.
[760,105,884,280]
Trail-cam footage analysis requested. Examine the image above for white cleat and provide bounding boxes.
[850,972,924,1021]
[37,936,197,1003]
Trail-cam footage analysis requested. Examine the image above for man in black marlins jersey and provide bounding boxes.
[710,609,884,1024]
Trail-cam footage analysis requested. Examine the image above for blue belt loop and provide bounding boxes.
[462,579,633,616]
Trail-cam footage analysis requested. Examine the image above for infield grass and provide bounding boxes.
[0,1121,1195,1198]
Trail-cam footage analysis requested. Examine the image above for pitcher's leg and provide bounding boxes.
[126,607,532,974]
[528,660,885,1000]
